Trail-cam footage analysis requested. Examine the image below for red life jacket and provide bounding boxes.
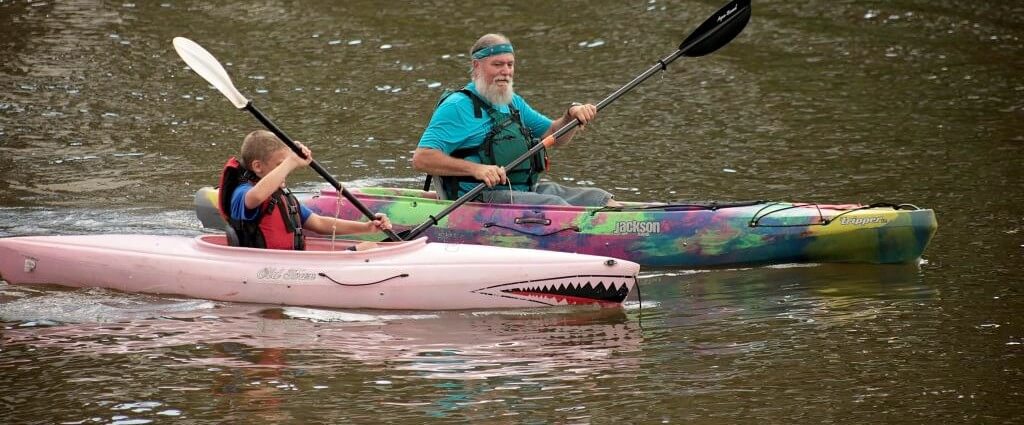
[218,157,306,250]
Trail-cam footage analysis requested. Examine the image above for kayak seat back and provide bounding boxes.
[423,174,455,200]
[435,176,451,200]
[225,226,241,247]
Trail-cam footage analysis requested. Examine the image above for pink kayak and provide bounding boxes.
[0,235,638,310]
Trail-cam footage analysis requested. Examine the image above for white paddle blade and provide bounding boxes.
[172,37,249,109]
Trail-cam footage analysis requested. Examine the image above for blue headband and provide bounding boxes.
[472,43,514,60]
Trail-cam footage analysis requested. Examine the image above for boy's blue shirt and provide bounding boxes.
[230,182,311,223]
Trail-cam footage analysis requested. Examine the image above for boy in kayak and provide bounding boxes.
[218,130,392,251]
[412,33,620,207]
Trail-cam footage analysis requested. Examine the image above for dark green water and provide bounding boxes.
[1,0,1021,423]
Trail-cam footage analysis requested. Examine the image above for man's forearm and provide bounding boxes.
[412,148,478,176]
[543,115,580,146]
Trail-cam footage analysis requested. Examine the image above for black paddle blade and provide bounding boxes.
[680,0,751,57]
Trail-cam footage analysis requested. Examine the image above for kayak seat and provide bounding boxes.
[434,176,452,200]
[224,226,241,247]
[424,174,454,201]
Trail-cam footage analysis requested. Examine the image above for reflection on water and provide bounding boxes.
[1,256,1019,422]
[621,264,983,423]
[1,286,638,422]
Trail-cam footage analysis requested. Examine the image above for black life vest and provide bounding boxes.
[218,157,306,250]
[431,89,547,200]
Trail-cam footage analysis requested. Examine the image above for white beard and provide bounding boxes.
[474,74,514,106]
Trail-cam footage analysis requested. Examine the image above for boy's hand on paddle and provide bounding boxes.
[286,141,314,169]
[367,213,392,232]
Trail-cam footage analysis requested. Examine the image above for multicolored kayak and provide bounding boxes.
[0,234,638,310]
[195,186,937,267]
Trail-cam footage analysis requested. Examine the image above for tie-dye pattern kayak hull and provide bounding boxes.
[195,187,937,268]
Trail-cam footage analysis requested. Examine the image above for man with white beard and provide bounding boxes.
[412,33,619,206]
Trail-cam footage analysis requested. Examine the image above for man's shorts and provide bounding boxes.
[477,182,613,206]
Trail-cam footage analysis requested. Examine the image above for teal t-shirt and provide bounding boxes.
[417,82,552,192]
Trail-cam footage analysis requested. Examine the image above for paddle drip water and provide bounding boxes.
[635,280,644,331]
[330,194,342,251]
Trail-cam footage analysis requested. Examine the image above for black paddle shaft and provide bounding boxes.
[402,0,751,241]
[243,102,404,242]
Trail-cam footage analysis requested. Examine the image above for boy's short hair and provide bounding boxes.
[240,130,285,168]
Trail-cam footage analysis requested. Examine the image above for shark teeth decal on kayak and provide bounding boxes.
[473,276,634,306]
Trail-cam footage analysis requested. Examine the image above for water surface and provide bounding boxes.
[1,0,1022,423]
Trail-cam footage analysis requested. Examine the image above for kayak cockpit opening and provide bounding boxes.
[195,234,427,254]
